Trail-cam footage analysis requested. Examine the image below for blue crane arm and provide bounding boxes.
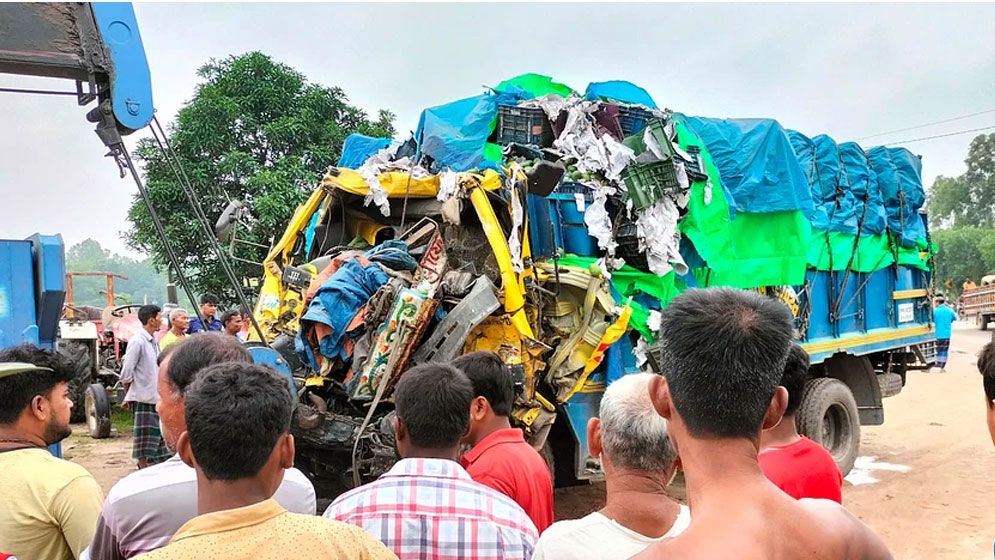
[0,2,154,145]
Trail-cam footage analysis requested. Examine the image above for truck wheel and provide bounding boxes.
[59,340,96,423]
[84,383,112,439]
[877,373,903,399]
[978,313,989,331]
[797,378,861,476]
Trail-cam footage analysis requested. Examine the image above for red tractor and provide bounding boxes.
[60,272,172,438]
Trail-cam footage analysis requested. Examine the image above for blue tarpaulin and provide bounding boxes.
[839,142,888,236]
[683,116,814,216]
[867,147,927,247]
[584,81,658,109]
[789,131,855,234]
[337,133,392,168]
[414,91,519,172]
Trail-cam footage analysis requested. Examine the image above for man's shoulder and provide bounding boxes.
[106,457,189,504]
[539,513,605,543]
[9,449,96,486]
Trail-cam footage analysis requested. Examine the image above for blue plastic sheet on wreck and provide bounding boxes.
[839,142,888,236]
[338,133,392,168]
[682,116,814,216]
[867,147,927,247]
[414,91,519,172]
[584,81,658,109]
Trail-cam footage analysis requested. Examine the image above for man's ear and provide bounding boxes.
[587,417,603,458]
[471,396,488,422]
[394,415,408,443]
[278,433,295,469]
[29,395,49,422]
[177,431,196,469]
[648,375,674,420]
[762,386,789,431]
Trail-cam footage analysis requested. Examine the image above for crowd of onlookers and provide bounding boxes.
[1,287,991,559]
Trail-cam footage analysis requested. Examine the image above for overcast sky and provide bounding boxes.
[2,2,994,257]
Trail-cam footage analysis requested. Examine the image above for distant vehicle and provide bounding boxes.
[960,276,995,330]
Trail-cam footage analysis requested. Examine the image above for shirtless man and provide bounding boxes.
[635,288,892,560]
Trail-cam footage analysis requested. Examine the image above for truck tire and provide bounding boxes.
[84,383,112,439]
[58,340,96,423]
[877,373,903,399]
[978,313,990,331]
[797,378,861,476]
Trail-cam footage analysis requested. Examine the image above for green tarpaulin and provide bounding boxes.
[675,121,811,289]
[495,73,575,99]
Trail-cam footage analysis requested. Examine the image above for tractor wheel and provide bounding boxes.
[59,340,96,423]
[797,378,861,476]
[84,383,112,439]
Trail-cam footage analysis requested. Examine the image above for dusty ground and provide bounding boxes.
[70,322,993,558]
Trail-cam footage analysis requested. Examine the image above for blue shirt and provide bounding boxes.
[186,315,222,334]
[933,305,957,340]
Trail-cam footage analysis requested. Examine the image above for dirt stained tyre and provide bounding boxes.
[84,383,112,439]
[796,377,860,476]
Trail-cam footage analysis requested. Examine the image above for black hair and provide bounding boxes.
[184,362,292,481]
[452,351,514,417]
[651,288,795,439]
[199,294,220,305]
[165,333,251,393]
[220,310,240,327]
[394,362,473,449]
[780,344,810,416]
[0,344,74,424]
[138,304,161,326]
[978,342,995,408]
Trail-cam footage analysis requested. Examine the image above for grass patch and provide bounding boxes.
[111,405,134,435]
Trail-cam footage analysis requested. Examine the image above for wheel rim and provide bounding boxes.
[85,389,97,434]
[822,402,851,462]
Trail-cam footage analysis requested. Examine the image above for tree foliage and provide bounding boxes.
[65,239,194,309]
[928,133,995,229]
[927,133,995,296]
[125,52,395,302]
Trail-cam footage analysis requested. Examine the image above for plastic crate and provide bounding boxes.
[616,221,650,272]
[620,160,681,210]
[617,105,654,137]
[684,145,708,182]
[495,105,554,147]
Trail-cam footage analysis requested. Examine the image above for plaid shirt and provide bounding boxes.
[324,458,538,560]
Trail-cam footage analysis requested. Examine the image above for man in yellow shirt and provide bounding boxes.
[0,345,104,560]
[133,362,396,560]
[159,308,189,350]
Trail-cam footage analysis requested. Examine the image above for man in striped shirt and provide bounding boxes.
[324,363,537,560]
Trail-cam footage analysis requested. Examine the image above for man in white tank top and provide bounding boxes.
[532,373,689,560]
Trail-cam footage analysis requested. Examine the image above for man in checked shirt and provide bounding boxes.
[324,363,538,559]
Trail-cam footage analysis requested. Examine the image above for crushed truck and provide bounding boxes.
[235,74,937,494]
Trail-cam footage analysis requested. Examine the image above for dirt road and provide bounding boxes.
[71,322,993,558]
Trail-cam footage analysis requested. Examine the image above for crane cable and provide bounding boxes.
[146,116,271,347]
[114,145,207,330]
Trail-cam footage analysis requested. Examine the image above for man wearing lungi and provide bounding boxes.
[121,305,170,468]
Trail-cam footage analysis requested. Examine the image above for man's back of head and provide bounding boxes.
[652,287,794,440]
[393,362,473,456]
[180,362,292,484]
[162,333,251,394]
[637,288,892,560]
[977,342,995,446]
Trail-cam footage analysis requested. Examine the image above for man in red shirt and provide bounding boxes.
[455,351,554,532]
[759,344,844,503]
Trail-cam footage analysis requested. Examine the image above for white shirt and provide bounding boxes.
[119,329,159,405]
[531,504,690,560]
[83,454,316,559]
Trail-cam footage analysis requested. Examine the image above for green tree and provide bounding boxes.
[125,51,395,302]
[64,239,194,309]
[932,227,995,297]
[927,133,995,228]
